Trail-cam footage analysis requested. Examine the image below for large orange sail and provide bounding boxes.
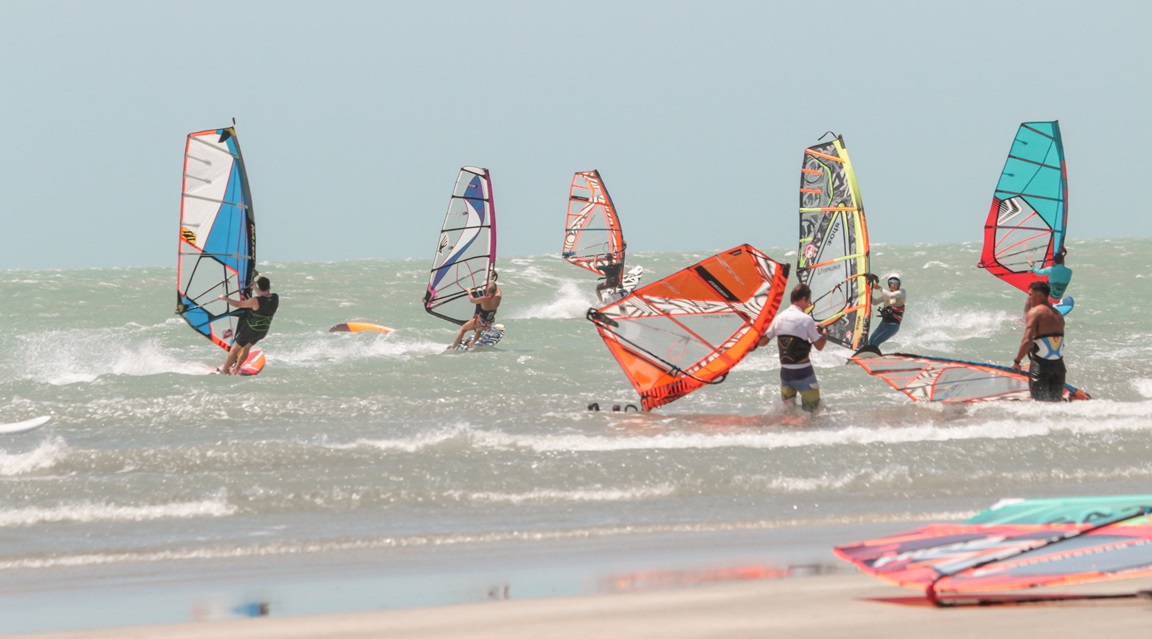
[587,245,789,411]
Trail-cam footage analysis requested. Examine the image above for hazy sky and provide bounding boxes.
[2,0,1149,270]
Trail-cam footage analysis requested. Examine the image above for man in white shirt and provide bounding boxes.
[756,283,828,412]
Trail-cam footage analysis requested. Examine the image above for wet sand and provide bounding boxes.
[9,572,1150,639]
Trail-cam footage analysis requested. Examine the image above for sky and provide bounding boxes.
[1,0,1150,270]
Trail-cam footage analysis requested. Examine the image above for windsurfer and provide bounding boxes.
[867,273,906,347]
[595,255,625,303]
[1026,248,1072,311]
[756,283,828,412]
[1012,281,1066,401]
[450,278,502,350]
[218,276,279,374]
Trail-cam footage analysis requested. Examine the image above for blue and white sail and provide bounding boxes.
[425,167,497,325]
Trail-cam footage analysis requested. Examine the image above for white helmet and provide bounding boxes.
[884,272,902,288]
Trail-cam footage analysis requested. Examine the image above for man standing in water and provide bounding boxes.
[218,276,279,374]
[756,283,828,413]
[450,275,502,350]
[1012,281,1066,401]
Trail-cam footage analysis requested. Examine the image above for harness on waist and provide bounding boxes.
[1031,332,1064,361]
[777,335,812,366]
[475,305,497,327]
[878,304,904,324]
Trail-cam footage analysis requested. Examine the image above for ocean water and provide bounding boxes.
[2,238,1151,629]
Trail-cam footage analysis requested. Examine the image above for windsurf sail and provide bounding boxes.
[587,245,789,411]
[797,133,871,350]
[425,167,497,325]
[176,126,260,359]
[849,350,1090,402]
[563,170,626,274]
[977,121,1068,292]
[834,496,1152,605]
[563,170,643,303]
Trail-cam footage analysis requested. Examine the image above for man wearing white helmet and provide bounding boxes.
[867,273,906,348]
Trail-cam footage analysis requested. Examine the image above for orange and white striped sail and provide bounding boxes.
[587,245,790,411]
[563,170,626,275]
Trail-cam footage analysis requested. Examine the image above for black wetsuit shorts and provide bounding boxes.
[1028,356,1066,402]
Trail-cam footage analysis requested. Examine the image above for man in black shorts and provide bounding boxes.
[218,276,279,374]
[1012,281,1066,401]
[450,277,502,350]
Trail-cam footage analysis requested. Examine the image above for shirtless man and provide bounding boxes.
[1012,281,1066,401]
[450,278,502,350]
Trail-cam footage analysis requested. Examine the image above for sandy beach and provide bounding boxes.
[8,572,1150,639]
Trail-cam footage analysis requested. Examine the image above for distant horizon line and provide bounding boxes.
[2,236,1143,273]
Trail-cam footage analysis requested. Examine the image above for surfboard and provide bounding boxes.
[211,349,265,375]
[456,324,505,351]
[329,322,395,334]
[1054,296,1074,316]
[0,415,50,435]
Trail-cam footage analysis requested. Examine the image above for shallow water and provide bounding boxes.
[2,239,1150,631]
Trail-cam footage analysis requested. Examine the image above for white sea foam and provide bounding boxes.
[512,278,597,320]
[0,436,68,475]
[20,332,205,384]
[0,493,235,527]
[453,485,678,504]
[331,422,477,453]
[900,300,1017,352]
[270,331,442,366]
[1132,379,1152,398]
[475,408,1151,453]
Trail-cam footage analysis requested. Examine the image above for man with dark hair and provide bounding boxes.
[756,283,828,412]
[1013,280,1066,401]
[218,276,279,374]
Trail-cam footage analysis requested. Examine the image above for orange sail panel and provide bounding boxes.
[563,170,626,275]
[587,245,789,411]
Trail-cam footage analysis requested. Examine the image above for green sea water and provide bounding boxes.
[1,238,1150,631]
